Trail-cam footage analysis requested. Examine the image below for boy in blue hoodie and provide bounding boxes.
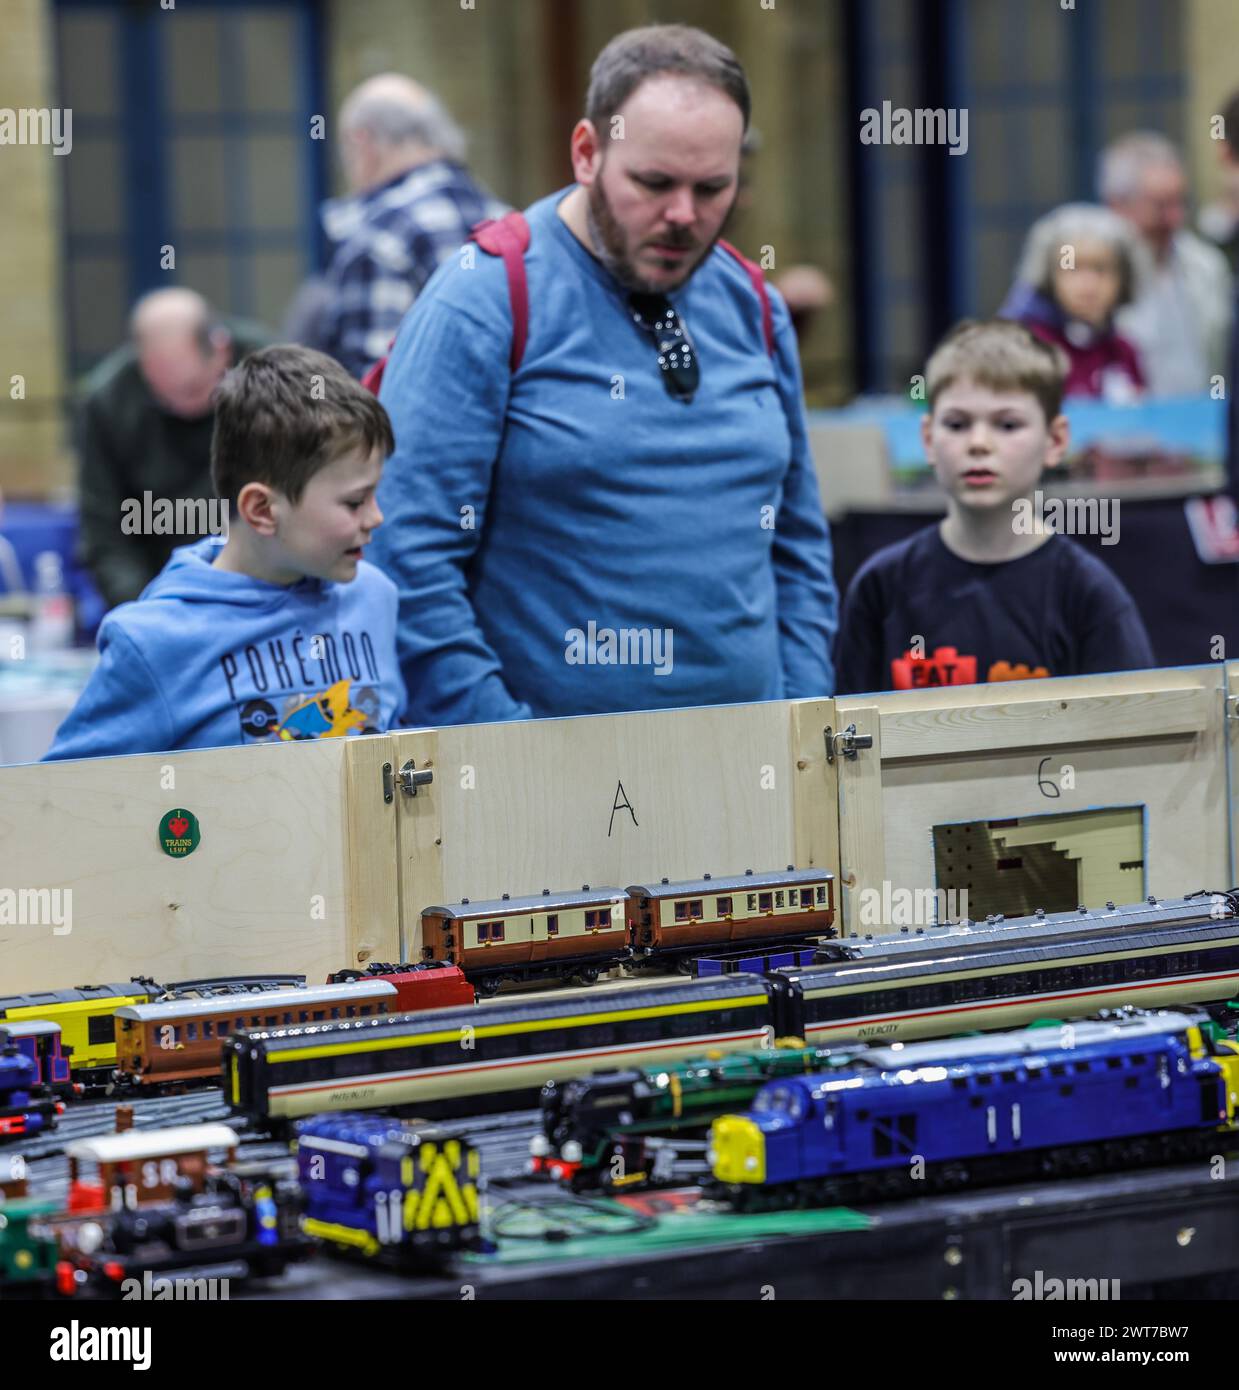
[45,346,406,759]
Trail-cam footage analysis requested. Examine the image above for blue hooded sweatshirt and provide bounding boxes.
[43,538,406,761]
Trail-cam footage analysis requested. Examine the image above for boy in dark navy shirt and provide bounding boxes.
[834,320,1153,695]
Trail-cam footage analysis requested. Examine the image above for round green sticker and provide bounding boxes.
[158,808,201,858]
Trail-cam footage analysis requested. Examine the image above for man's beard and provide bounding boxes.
[586,176,728,293]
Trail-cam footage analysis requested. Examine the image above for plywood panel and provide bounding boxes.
[836,665,1229,933]
[341,735,401,967]
[0,739,356,992]
[833,705,884,935]
[389,702,800,941]
[389,729,442,962]
[791,699,840,876]
[879,686,1211,760]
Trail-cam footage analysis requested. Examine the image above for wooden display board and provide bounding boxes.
[833,664,1231,935]
[1,663,1236,991]
[0,738,400,993]
[384,700,839,959]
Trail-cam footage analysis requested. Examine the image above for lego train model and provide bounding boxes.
[0,965,473,1098]
[419,867,836,993]
[707,1011,1239,1208]
[226,891,1239,1126]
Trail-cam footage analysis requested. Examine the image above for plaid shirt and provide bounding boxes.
[319,160,507,378]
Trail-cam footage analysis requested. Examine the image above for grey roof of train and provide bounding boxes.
[0,983,146,1011]
[115,980,394,1021]
[628,868,831,898]
[826,895,1229,960]
[794,918,1239,989]
[0,1019,60,1037]
[423,887,628,918]
[858,1010,1201,1069]
[242,973,770,1049]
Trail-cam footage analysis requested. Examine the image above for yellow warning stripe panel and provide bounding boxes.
[270,994,769,1065]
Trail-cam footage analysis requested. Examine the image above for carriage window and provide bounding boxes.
[346,1006,356,1018]
[265,1015,277,1027]
[800,889,814,908]
[186,1022,197,1040]
[360,1006,372,1016]
[88,1014,117,1045]
[674,901,689,922]
[747,894,757,912]
[251,1016,261,1027]
[284,1012,294,1024]
[330,1008,340,1020]
[477,923,489,941]
[202,1020,213,1038]
[816,886,827,903]
[492,922,505,942]
[547,915,559,936]
[312,1010,325,1021]
[775,891,785,907]
[717,897,732,916]
[759,893,773,911]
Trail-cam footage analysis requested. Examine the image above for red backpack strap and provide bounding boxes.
[360,356,386,395]
[718,238,775,356]
[362,210,532,395]
[469,210,532,373]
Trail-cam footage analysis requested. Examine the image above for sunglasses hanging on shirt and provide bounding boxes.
[628,293,700,404]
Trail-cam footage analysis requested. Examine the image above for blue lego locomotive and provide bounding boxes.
[0,1029,61,1141]
[295,1112,481,1267]
[709,1012,1239,1207]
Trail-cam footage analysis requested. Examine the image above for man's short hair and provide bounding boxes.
[925,320,1068,423]
[585,24,751,134]
[211,346,394,506]
[1097,131,1183,203]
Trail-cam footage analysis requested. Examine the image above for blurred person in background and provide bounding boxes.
[733,126,834,344]
[1100,131,1232,397]
[998,203,1148,401]
[318,73,506,378]
[1198,87,1239,273]
[76,288,268,610]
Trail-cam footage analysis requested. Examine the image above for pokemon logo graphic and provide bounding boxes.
[890,647,977,689]
[237,678,379,743]
[987,660,1051,682]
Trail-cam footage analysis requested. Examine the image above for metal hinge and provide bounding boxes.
[382,760,434,802]
[1225,694,1239,724]
[824,723,874,765]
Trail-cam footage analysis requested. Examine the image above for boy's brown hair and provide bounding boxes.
[925,319,1069,423]
[211,345,394,506]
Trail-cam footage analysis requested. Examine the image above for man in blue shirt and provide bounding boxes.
[368,24,837,726]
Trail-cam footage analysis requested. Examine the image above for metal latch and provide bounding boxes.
[824,724,873,764]
[382,760,434,802]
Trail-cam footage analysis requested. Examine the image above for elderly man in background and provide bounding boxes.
[76,289,267,610]
[1100,131,1233,397]
[318,74,506,378]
